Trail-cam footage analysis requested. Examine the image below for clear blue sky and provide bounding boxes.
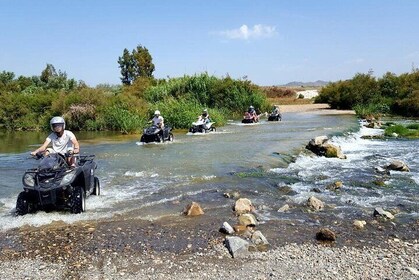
[1,0,418,86]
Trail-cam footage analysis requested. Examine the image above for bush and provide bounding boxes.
[353,103,390,119]
[103,105,144,134]
[316,71,419,117]
[151,97,227,129]
[384,124,419,138]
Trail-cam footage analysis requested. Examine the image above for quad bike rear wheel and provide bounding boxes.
[93,177,100,195]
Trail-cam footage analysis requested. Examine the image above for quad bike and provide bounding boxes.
[242,112,259,123]
[189,118,216,133]
[16,152,100,215]
[268,112,282,121]
[140,125,174,143]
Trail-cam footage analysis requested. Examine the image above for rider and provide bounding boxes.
[199,109,211,128]
[31,116,80,167]
[272,105,280,115]
[151,110,164,128]
[247,105,258,122]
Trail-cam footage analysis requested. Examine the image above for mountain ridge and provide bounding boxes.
[282,80,330,87]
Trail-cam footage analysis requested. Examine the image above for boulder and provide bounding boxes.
[234,198,254,215]
[219,222,235,235]
[277,185,297,195]
[251,231,270,251]
[183,202,204,216]
[307,196,324,211]
[326,181,343,191]
[323,143,347,159]
[353,220,367,229]
[238,213,257,227]
[373,207,395,220]
[313,135,329,145]
[306,136,346,159]
[278,204,290,212]
[386,160,410,172]
[316,228,337,241]
[225,236,250,258]
[233,224,247,233]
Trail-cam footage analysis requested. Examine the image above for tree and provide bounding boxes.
[117,45,155,85]
[118,48,135,85]
[40,64,57,83]
[132,45,155,78]
[0,71,15,85]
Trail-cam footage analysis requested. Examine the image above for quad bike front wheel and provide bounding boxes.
[93,177,100,195]
[70,187,86,214]
[168,133,174,141]
[16,192,34,216]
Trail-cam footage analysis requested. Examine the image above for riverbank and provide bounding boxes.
[0,214,418,279]
[279,103,355,115]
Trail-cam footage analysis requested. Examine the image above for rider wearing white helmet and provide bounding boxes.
[31,116,80,167]
[151,110,164,128]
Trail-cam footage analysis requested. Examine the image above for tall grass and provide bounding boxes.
[384,124,419,138]
[353,103,390,119]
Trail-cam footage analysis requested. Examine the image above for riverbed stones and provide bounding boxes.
[183,202,204,216]
[373,207,395,220]
[353,220,367,229]
[323,143,346,159]
[386,160,410,172]
[307,196,324,211]
[316,228,337,241]
[238,213,257,227]
[306,136,346,159]
[219,222,235,235]
[277,185,297,195]
[278,204,290,212]
[225,236,250,258]
[326,181,343,191]
[223,191,240,199]
[234,198,254,215]
[251,231,269,247]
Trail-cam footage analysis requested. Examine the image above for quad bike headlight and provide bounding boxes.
[23,173,35,187]
[60,170,76,186]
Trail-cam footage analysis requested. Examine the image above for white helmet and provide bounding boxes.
[50,116,65,131]
[154,110,160,116]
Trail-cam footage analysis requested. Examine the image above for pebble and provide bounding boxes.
[1,241,417,279]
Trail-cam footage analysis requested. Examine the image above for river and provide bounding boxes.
[0,111,418,232]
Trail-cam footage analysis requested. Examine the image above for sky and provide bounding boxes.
[1,0,419,86]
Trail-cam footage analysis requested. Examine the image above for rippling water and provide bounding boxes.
[0,112,417,231]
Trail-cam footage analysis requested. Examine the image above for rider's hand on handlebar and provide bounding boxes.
[31,151,44,159]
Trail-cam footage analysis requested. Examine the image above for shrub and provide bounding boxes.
[384,124,419,138]
[103,105,144,134]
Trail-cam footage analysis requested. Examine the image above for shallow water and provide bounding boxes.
[0,113,418,231]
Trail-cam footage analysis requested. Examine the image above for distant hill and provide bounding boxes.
[282,80,330,87]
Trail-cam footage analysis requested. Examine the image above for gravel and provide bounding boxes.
[1,239,417,280]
